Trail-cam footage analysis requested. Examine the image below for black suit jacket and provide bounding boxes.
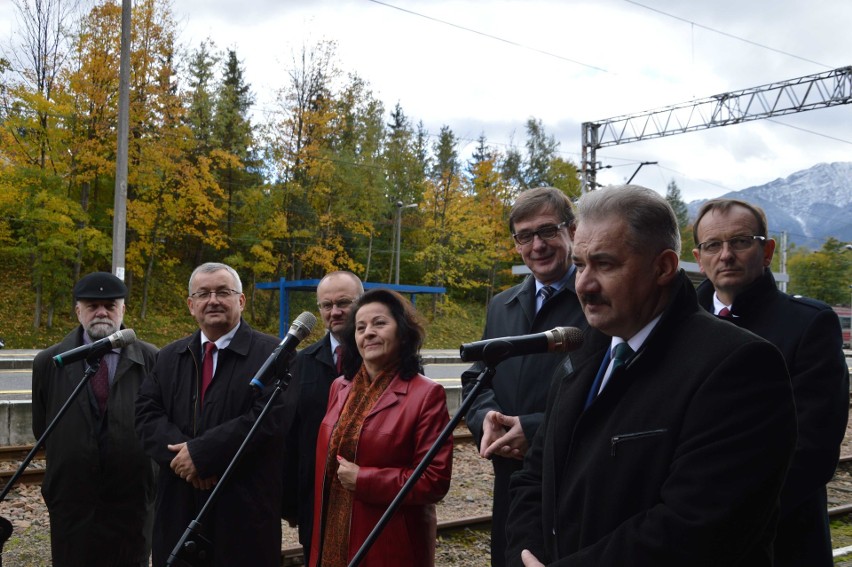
[507,271,797,566]
[697,269,849,566]
[461,270,586,566]
[281,334,338,559]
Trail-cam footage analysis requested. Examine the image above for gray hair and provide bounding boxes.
[575,185,681,256]
[188,262,243,295]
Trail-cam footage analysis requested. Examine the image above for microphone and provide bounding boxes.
[459,326,584,364]
[52,328,137,367]
[249,311,317,390]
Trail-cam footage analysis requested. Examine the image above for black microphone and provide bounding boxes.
[459,326,584,364]
[52,328,137,367]
[249,311,317,390]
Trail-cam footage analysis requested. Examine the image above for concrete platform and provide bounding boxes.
[0,349,465,446]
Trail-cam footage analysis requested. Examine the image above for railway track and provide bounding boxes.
[280,514,492,566]
[0,432,489,567]
[0,445,45,487]
[830,454,852,519]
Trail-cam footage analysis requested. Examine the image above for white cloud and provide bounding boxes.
[3,0,851,203]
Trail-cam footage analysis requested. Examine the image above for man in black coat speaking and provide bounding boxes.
[506,185,797,566]
[136,262,287,567]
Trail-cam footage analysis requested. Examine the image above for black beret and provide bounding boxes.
[73,272,128,300]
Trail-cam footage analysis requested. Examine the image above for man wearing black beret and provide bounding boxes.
[32,271,159,567]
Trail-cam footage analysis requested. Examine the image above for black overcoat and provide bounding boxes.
[136,320,286,567]
[461,271,586,565]
[32,326,158,567]
[506,272,797,566]
[281,333,337,560]
[697,269,849,566]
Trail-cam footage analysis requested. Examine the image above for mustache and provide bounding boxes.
[580,294,607,306]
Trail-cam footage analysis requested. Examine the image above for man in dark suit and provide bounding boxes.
[32,272,158,567]
[693,198,849,566]
[282,270,363,561]
[461,186,587,567]
[136,262,287,567]
[506,185,797,566]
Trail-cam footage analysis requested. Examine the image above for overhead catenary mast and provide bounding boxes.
[581,66,852,192]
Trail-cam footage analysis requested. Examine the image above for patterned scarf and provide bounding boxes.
[319,363,397,567]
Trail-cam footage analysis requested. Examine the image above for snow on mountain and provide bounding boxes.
[687,162,852,248]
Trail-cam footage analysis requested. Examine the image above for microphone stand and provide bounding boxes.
[0,358,103,566]
[165,371,291,567]
[347,344,508,567]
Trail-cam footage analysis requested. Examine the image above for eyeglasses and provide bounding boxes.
[318,298,355,312]
[697,235,766,255]
[512,222,568,246]
[190,289,241,300]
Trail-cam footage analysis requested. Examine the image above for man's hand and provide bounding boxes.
[168,442,217,490]
[522,549,544,566]
[480,410,528,460]
[336,455,359,491]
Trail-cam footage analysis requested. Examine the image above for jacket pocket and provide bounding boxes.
[610,428,668,456]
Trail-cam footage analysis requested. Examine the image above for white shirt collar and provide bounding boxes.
[611,313,662,354]
[201,321,240,351]
[712,293,732,316]
[535,264,576,295]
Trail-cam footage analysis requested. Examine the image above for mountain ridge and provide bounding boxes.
[687,162,852,248]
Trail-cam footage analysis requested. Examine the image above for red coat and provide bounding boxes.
[309,373,453,567]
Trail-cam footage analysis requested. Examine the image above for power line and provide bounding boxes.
[364,0,610,73]
[623,0,835,69]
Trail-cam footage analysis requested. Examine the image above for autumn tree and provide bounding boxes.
[787,238,852,305]
[1,0,80,327]
[467,134,514,303]
[123,0,227,317]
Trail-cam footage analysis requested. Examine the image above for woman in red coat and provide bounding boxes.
[309,288,453,567]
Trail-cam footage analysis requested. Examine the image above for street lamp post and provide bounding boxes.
[395,201,417,285]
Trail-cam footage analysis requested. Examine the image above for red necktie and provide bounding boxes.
[201,342,217,405]
[718,307,732,318]
[91,356,109,414]
[335,345,343,375]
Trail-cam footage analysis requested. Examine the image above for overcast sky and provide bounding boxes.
[2,0,850,202]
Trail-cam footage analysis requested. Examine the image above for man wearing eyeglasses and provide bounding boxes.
[693,198,848,567]
[461,186,587,567]
[136,262,288,566]
[281,270,364,561]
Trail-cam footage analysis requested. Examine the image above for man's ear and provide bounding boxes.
[656,249,681,286]
[763,238,776,267]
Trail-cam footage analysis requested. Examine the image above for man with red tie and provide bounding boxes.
[136,262,287,567]
[32,271,158,567]
[282,270,364,561]
[693,198,849,566]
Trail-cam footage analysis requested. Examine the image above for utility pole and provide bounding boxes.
[112,0,131,281]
